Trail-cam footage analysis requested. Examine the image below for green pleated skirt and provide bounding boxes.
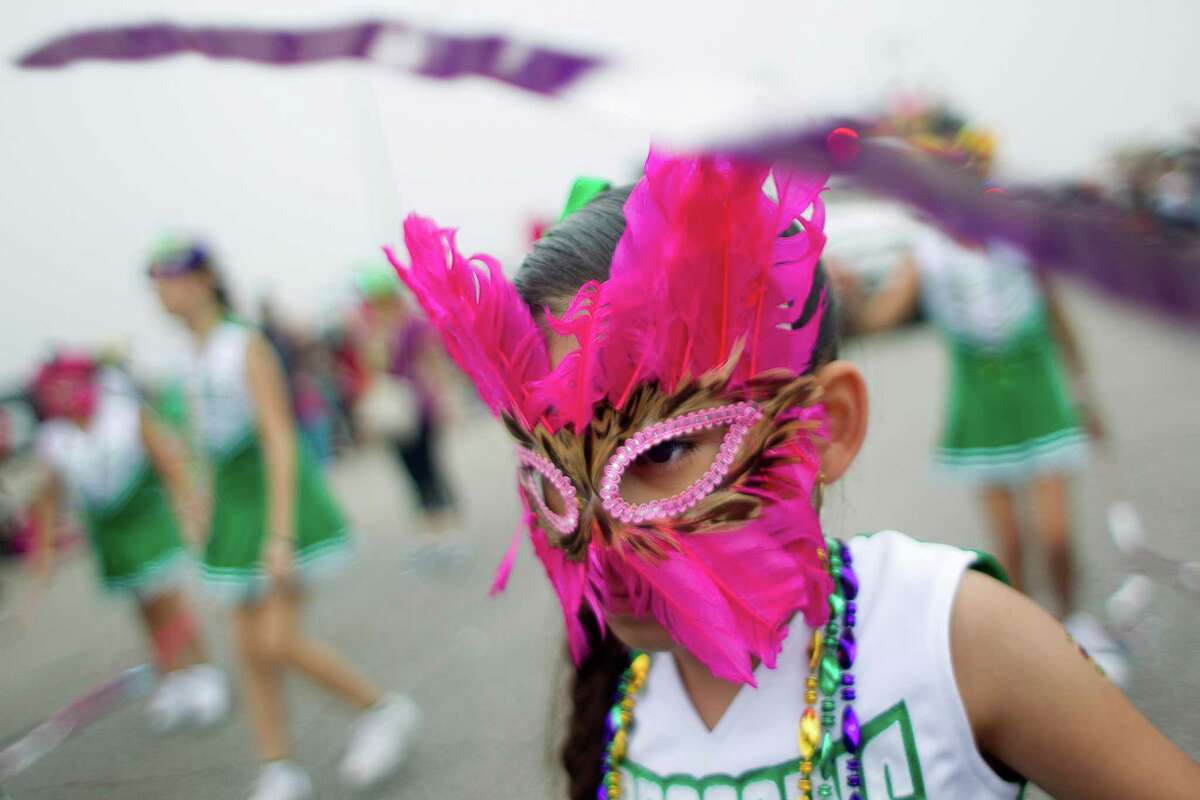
[201,435,352,601]
[935,315,1088,484]
[84,469,187,595]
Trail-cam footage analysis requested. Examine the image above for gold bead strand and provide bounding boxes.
[798,545,830,798]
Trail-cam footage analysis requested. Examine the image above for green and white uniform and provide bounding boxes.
[623,531,1024,800]
[186,320,351,601]
[37,369,186,596]
[915,232,1087,483]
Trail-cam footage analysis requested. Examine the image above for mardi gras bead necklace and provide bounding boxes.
[597,538,861,800]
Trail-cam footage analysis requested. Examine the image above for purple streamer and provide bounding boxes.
[0,664,156,780]
[16,19,602,96]
[719,122,1200,327]
[14,20,1200,323]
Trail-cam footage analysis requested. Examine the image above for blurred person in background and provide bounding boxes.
[834,211,1124,678]
[259,297,298,388]
[289,334,341,464]
[148,239,419,800]
[351,260,464,563]
[258,299,340,464]
[23,351,230,732]
[1152,153,1199,231]
[0,395,41,563]
[328,321,369,448]
[840,114,1123,674]
[258,300,330,461]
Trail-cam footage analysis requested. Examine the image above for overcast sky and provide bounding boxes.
[3,0,1198,382]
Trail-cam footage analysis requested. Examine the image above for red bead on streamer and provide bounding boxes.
[826,127,861,165]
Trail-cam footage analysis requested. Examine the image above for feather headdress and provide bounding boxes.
[388,150,833,684]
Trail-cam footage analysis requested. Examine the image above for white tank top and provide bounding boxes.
[184,320,257,459]
[623,530,1022,800]
[914,231,1043,348]
[37,369,147,511]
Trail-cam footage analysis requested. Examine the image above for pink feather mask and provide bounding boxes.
[387,150,833,685]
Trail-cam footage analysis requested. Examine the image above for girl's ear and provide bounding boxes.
[812,360,869,483]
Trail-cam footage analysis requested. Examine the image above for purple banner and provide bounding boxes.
[16,19,603,96]
[0,664,155,780]
[14,21,1200,324]
[720,123,1200,327]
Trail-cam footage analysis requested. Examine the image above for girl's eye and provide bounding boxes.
[598,402,763,524]
[636,439,696,467]
[538,473,567,515]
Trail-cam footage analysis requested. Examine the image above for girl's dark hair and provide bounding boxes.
[515,185,840,800]
[194,250,234,314]
[515,187,634,315]
[210,273,234,314]
[558,612,629,800]
[152,239,235,314]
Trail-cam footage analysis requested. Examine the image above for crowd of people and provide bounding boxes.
[1108,141,1200,233]
[0,239,466,798]
[1,140,1198,800]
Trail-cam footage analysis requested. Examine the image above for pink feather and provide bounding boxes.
[587,488,830,685]
[523,491,591,662]
[386,215,552,430]
[393,153,835,684]
[489,519,524,596]
[532,280,610,432]
[564,408,831,682]
[598,539,759,684]
[597,151,829,412]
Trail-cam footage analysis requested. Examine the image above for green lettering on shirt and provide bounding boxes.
[622,702,925,800]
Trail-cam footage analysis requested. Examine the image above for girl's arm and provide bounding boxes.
[138,410,204,545]
[841,256,922,336]
[1041,281,1104,440]
[18,469,63,627]
[244,333,298,576]
[953,571,1200,798]
[414,334,456,426]
[1042,280,1085,376]
[29,471,62,580]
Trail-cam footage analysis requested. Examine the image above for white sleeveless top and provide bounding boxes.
[37,369,147,511]
[914,231,1043,348]
[184,320,257,459]
[623,530,1022,800]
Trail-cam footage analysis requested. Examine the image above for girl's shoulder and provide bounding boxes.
[195,319,257,372]
[846,529,1010,594]
[35,419,74,467]
[845,530,1012,676]
[218,318,256,346]
[840,532,1026,797]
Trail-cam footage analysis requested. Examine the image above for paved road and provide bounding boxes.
[2,287,1197,799]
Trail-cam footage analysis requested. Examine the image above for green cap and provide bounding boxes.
[353,258,401,299]
[559,176,613,221]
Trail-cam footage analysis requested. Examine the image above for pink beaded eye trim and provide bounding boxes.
[516,446,580,536]
[598,402,763,525]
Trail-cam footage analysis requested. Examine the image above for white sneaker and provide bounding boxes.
[182,663,231,728]
[249,760,313,800]
[1064,611,1131,689]
[145,670,191,733]
[339,694,421,789]
[1106,575,1154,633]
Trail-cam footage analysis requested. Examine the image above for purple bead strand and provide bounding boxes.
[836,539,862,795]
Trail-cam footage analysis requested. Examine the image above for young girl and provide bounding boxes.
[352,261,462,548]
[835,219,1121,672]
[388,153,1200,799]
[27,353,228,732]
[148,240,418,800]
